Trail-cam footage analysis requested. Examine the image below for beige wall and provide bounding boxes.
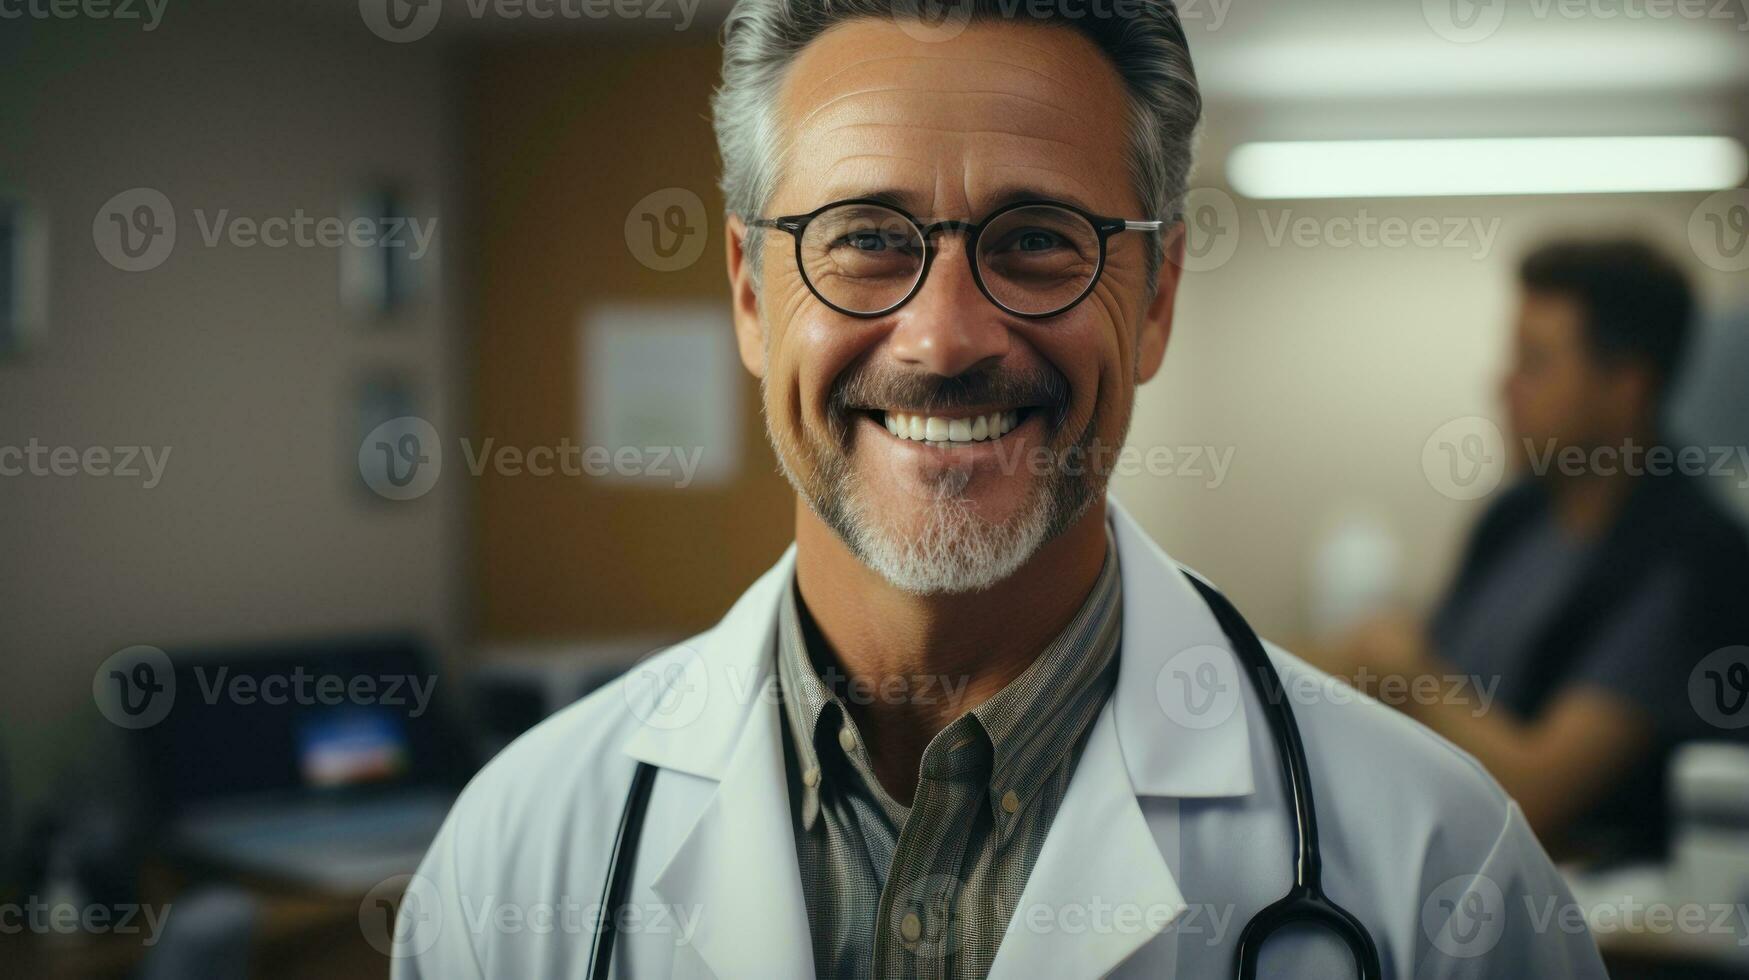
[0,9,466,817]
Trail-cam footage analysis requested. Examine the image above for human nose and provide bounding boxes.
[885,238,1010,378]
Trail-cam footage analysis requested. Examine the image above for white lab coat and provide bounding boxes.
[394,498,1608,979]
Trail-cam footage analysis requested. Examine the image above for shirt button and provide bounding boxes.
[901,912,923,943]
[1001,790,1021,814]
[803,767,820,788]
[838,727,857,753]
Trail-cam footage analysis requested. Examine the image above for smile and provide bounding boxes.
[870,408,1030,446]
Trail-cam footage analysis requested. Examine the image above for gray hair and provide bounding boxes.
[710,0,1201,296]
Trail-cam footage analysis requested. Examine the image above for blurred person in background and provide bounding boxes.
[1317,238,1749,866]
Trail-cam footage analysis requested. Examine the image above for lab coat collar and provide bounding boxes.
[620,552,791,781]
[621,494,1258,795]
[1107,498,1258,799]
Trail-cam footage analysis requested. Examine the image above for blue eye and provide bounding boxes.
[840,231,889,252]
[1016,230,1063,252]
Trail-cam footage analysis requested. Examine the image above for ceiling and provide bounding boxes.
[290,0,1749,139]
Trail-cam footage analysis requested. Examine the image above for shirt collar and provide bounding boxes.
[774,526,1123,830]
[971,526,1121,817]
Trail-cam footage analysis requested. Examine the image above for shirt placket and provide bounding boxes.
[872,717,992,980]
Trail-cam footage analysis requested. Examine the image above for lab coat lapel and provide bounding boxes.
[987,705,1188,980]
[646,686,814,980]
[989,499,1261,979]
[629,547,815,980]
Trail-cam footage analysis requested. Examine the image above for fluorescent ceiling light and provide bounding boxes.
[1198,34,1749,99]
[1227,136,1748,199]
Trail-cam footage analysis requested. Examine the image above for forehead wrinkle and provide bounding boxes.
[787,51,1087,120]
[775,22,1138,217]
[818,122,1083,152]
[794,130,1126,218]
[794,83,1087,134]
[800,99,1098,169]
[817,156,934,200]
[820,153,933,176]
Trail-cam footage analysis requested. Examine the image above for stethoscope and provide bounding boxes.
[586,572,1383,979]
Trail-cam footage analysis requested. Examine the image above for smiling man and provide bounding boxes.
[396,2,1607,977]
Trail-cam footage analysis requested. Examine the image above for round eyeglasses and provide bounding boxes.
[748,198,1164,320]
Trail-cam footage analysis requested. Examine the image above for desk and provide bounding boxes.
[1603,934,1749,980]
[1,861,399,980]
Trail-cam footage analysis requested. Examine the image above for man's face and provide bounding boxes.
[1501,290,1640,471]
[729,18,1176,593]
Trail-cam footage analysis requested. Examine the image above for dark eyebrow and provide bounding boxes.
[980,186,1099,215]
[818,188,919,214]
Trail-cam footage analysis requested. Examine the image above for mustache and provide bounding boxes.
[830,362,1072,426]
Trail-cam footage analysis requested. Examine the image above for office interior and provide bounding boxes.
[2,0,1748,976]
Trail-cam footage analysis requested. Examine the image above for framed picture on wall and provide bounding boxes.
[0,198,48,357]
[352,367,436,502]
[339,182,433,324]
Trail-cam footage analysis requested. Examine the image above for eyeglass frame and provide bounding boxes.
[746,197,1165,320]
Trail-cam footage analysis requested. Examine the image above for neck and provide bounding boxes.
[1547,430,1654,538]
[792,499,1110,803]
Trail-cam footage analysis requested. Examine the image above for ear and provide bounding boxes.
[725,213,766,379]
[1135,225,1185,384]
[1602,358,1660,429]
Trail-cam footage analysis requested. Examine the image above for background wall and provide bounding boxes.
[0,5,467,816]
[465,37,793,642]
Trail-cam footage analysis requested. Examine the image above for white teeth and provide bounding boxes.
[881,410,1024,444]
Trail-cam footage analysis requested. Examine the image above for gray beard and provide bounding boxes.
[770,408,1108,595]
